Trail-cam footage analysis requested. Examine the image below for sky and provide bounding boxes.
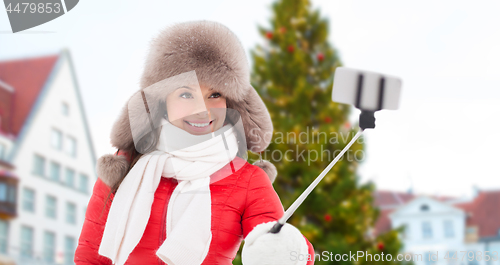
[1,0,499,198]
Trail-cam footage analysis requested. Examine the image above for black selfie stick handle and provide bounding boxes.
[269,222,284,234]
[359,110,376,130]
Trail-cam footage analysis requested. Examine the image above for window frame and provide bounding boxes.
[49,161,61,182]
[0,183,6,202]
[79,173,89,193]
[22,187,35,213]
[20,225,34,258]
[65,168,75,188]
[66,202,77,224]
[64,236,76,265]
[33,154,45,177]
[0,220,8,254]
[45,195,57,219]
[444,220,455,238]
[50,128,63,150]
[43,230,56,263]
[422,221,433,239]
[65,136,77,157]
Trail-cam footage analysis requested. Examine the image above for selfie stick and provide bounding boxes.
[269,128,364,233]
[269,67,402,234]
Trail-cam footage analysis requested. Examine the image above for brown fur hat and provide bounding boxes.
[97,20,277,188]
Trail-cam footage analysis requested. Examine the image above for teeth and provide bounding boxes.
[187,121,210,127]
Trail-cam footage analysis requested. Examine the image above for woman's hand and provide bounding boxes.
[242,221,309,265]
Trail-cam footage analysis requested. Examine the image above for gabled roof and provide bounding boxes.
[374,190,415,209]
[389,196,465,218]
[372,191,413,235]
[455,190,500,238]
[1,49,96,172]
[0,54,59,136]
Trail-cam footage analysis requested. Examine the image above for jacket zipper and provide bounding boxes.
[158,178,176,265]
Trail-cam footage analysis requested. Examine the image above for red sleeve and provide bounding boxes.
[74,177,114,265]
[241,166,315,264]
[116,149,134,162]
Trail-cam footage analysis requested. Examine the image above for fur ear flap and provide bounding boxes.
[228,86,273,154]
[252,159,277,183]
[96,154,130,188]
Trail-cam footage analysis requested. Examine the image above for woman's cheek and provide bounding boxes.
[168,102,193,122]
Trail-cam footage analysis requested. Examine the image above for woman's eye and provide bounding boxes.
[180,92,193,99]
[210,92,221,98]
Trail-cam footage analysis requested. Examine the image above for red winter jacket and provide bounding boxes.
[75,152,315,264]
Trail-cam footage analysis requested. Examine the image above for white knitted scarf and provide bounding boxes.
[98,118,239,265]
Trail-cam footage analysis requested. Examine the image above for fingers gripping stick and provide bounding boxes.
[269,67,402,234]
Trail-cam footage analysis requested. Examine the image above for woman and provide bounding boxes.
[75,20,315,265]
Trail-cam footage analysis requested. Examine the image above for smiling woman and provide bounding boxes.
[75,20,314,265]
[165,85,227,135]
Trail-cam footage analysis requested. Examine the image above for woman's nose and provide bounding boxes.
[187,96,208,115]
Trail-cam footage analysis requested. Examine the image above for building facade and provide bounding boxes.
[375,191,500,265]
[0,50,96,265]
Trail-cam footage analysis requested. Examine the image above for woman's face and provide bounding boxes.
[165,84,227,135]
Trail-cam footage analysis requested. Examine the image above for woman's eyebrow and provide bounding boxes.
[176,86,195,91]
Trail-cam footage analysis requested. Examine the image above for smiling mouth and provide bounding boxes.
[184,120,214,128]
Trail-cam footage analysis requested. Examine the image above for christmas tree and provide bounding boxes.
[235,0,407,264]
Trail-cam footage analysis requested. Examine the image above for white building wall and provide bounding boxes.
[8,54,95,264]
[0,135,14,161]
[486,242,500,265]
[389,197,493,265]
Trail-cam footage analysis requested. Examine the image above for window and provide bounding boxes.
[46,195,57,219]
[0,220,8,254]
[444,220,454,238]
[20,226,34,258]
[65,168,75,188]
[466,227,477,234]
[64,236,76,265]
[22,188,35,212]
[43,231,56,263]
[7,184,15,203]
[422,221,433,239]
[0,183,6,201]
[66,136,77,157]
[66,202,76,224]
[51,128,63,150]
[61,102,69,116]
[33,154,45,176]
[0,184,14,203]
[79,173,89,193]
[421,204,430,211]
[0,143,5,160]
[49,161,61,181]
